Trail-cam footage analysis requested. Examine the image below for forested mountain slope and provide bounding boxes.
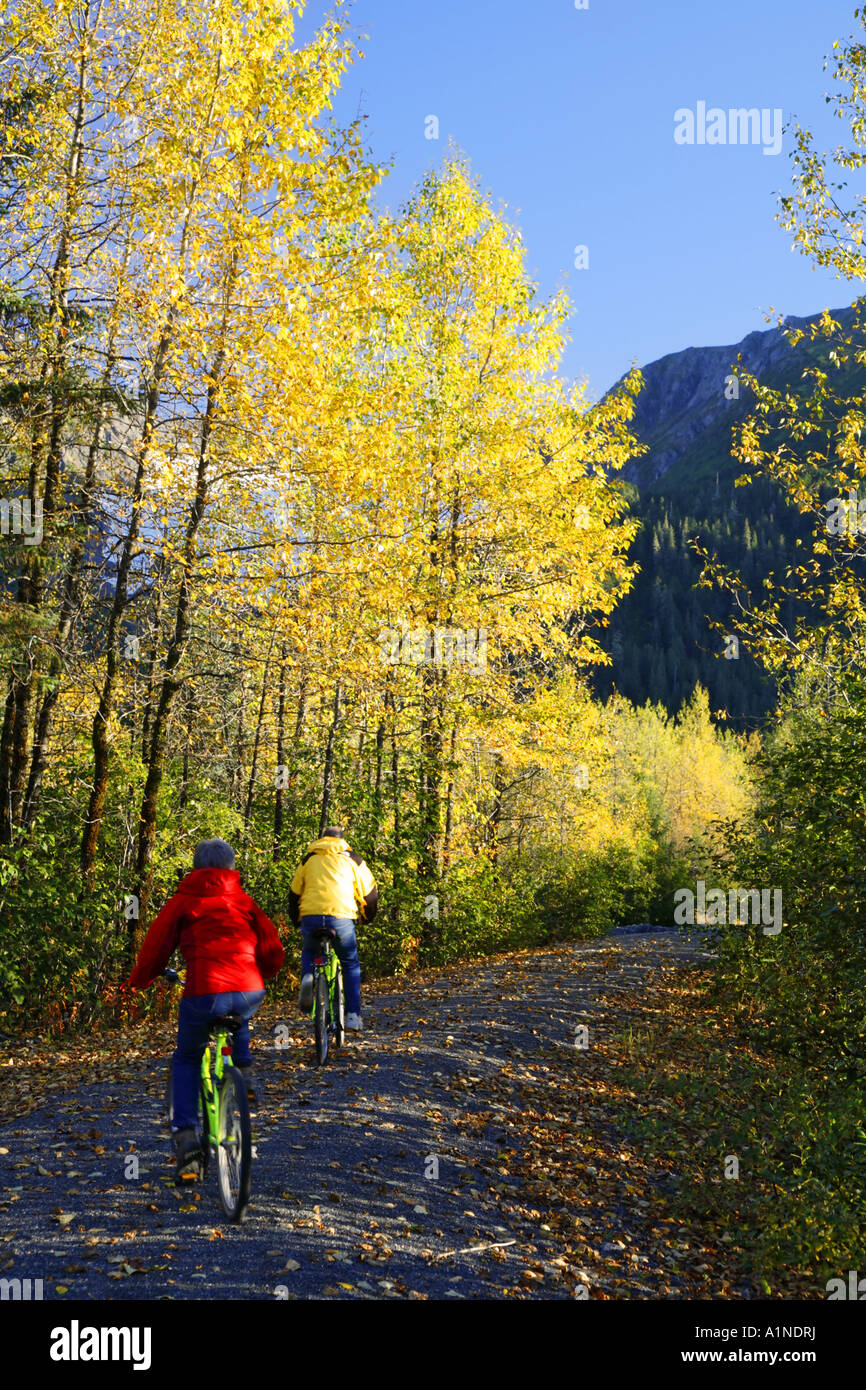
[593,307,859,724]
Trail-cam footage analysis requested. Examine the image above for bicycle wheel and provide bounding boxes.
[216,1065,252,1222]
[332,966,344,1050]
[314,971,330,1066]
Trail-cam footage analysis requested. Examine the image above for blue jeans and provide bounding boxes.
[171,990,265,1131]
[301,916,361,1016]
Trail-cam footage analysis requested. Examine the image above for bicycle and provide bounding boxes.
[163,968,252,1223]
[309,926,344,1066]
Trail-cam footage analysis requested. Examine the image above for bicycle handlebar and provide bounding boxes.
[163,967,185,985]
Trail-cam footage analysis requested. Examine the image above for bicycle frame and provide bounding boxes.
[163,966,252,1220]
[163,968,236,1146]
[311,938,341,1022]
[199,1026,235,1144]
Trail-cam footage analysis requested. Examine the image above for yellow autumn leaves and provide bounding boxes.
[0,0,706,953]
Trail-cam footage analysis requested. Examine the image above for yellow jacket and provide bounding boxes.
[289,837,378,924]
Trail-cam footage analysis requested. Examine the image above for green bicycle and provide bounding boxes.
[163,968,252,1223]
[309,925,344,1066]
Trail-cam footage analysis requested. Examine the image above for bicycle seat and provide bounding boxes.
[209,1012,245,1034]
[309,924,337,940]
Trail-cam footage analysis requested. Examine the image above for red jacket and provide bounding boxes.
[128,868,285,997]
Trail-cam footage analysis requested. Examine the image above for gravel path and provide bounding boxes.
[0,928,719,1300]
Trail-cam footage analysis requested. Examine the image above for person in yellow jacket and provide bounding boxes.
[289,827,378,1032]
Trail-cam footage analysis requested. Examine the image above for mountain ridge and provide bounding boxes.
[613,304,856,496]
[589,305,861,724]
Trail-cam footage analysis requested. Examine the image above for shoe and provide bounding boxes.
[172,1127,202,1184]
[299,974,314,1014]
[345,1012,363,1033]
[235,1063,258,1110]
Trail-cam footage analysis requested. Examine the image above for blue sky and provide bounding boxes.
[297,0,865,399]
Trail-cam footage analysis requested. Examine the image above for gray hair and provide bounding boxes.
[193,838,236,870]
[322,826,344,839]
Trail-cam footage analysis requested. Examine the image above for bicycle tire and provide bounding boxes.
[216,1065,252,1222]
[314,971,329,1066]
[332,966,344,1051]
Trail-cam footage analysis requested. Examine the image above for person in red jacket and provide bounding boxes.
[128,837,284,1179]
